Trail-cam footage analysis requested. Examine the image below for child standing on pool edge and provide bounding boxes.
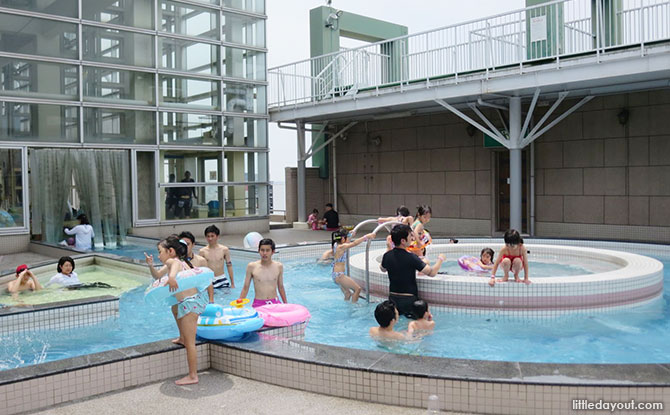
[238,238,287,307]
[489,229,530,287]
[145,235,208,385]
[331,228,376,303]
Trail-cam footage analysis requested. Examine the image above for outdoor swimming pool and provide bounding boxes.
[1,243,668,370]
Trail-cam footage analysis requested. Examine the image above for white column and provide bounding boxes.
[333,138,337,211]
[297,121,306,223]
[509,97,523,232]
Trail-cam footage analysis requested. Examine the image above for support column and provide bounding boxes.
[297,121,307,223]
[509,97,523,233]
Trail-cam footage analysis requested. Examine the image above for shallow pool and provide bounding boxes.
[0,266,146,306]
[1,254,668,370]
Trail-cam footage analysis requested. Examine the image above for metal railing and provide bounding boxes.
[347,218,403,303]
[269,0,670,108]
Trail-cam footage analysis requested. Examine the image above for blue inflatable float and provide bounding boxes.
[144,266,214,307]
[197,303,265,341]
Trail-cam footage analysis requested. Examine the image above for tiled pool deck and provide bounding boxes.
[1,230,669,414]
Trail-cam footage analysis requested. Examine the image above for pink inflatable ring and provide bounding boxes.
[255,303,311,327]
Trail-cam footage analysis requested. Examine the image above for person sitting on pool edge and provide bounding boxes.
[369,300,406,341]
[380,224,445,319]
[7,264,42,294]
[237,238,287,308]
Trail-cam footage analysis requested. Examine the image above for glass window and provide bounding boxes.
[161,184,224,220]
[159,37,219,75]
[83,0,155,30]
[160,74,219,110]
[135,151,157,220]
[83,26,155,68]
[223,116,266,147]
[222,13,265,47]
[0,14,77,60]
[0,58,78,100]
[159,1,219,40]
[223,82,265,114]
[160,112,221,146]
[0,148,24,228]
[223,0,265,14]
[83,67,155,105]
[224,151,267,182]
[222,46,265,80]
[225,184,265,217]
[0,102,79,142]
[161,151,221,183]
[84,108,155,144]
[0,0,78,17]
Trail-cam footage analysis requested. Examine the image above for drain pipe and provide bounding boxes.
[364,221,403,303]
[333,137,337,211]
[530,141,535,236]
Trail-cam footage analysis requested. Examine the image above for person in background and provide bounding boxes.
[489,229,530,287]
[199,225,235,302]
[176,171,196,219]
[7,264,42,295]
[307,208,319,231]
[45,256,80,287]
[319,203,339,231]
[166,173,178,219]
[330,229,376,303]
[64,214,94,251]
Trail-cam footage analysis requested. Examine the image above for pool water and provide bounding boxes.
[1,255,668,370]
[439,259,594,277]
[0,266,146,306]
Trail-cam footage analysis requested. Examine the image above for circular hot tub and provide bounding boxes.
[349,243,664,316]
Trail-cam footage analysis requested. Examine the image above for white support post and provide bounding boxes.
[509,97,523,233]
[333,138,338,211]
[297,121,307,223]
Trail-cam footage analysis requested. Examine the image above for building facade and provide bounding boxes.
[0,0,268,251]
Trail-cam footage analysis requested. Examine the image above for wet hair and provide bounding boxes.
[374,300,397,328]
[503,229,523,246]
[204,225,220,236]
[77,214,90,225]
[57,256,75,273]
[396,205,410,217]
[331,228,348,247]
[390,224,412,246]
[178,231,196,244]
[481,247,495,260]
[258,238,275,252]
[415,205,432,219]
[157,235,193,268]
[312,208,319,214]
[412,300,429,320]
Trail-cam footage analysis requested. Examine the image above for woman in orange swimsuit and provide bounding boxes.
[489,229,530,287]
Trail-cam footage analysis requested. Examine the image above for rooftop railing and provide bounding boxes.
[269,0,670,108]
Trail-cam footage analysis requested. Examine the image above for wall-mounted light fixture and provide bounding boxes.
[371,136,382,146]
[617,108,629,125]
[466,124,477,137]
[325,10,343,29]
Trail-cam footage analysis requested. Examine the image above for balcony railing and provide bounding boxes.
[269,0,670,108]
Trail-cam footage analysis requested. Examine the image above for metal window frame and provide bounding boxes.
[0,145,30,235]
[0,4,269,228]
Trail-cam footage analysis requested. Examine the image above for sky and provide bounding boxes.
[265,0,525,209]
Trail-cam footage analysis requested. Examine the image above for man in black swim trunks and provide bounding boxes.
[380,224,445,319]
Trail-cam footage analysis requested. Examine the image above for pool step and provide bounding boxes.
[270,222,293,230]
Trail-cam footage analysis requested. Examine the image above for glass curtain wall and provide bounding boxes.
[0,1,268,235]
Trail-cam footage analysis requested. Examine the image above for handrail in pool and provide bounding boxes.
[365,221,403,303]
[347,218,380,277]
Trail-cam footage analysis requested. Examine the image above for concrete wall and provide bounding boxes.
[533,88,670,242]
[0,234,30,254]
[285,167,328,223]
[333,112,495,235]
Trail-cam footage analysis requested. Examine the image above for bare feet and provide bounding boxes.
[175,375,198,385]
[172,337,184,346]
[488,277,496,287]
[344,292,352,301]
[524,279,532,285]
